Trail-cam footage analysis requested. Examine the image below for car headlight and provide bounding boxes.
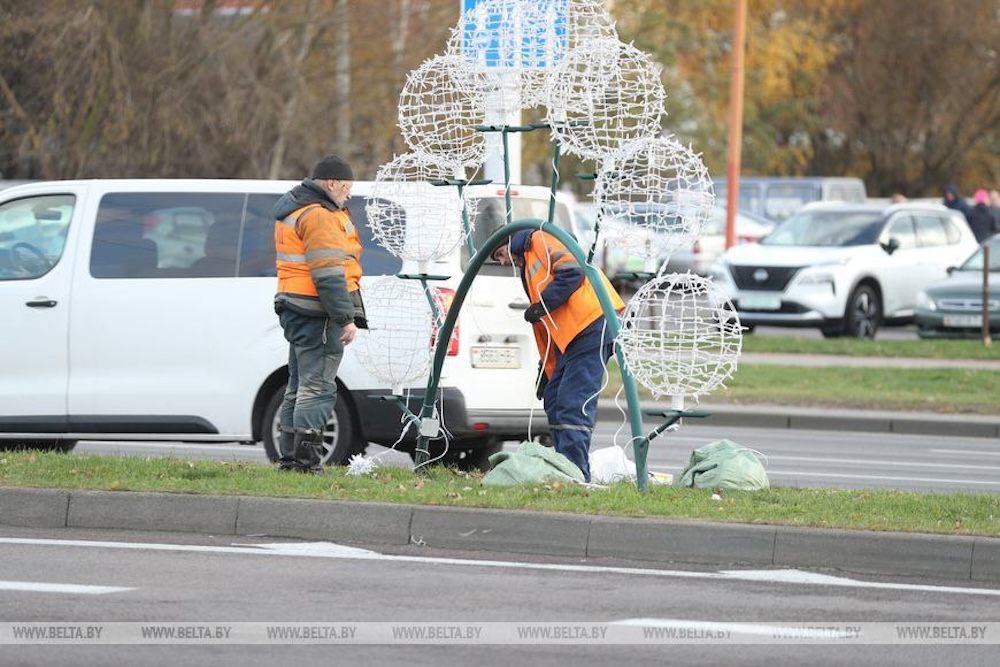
[915,290,936,311]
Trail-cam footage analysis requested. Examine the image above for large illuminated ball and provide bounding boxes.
[366,151,474,264]
[353,278,435,395]
[616,272,742,402]
[545,37,666,161]
[593,135,715,263]
[398,54,490,167]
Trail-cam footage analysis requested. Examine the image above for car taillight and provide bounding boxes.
[432,287,460,356]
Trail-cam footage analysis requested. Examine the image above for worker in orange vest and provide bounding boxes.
[272,154,367,474]
[492,229,625,481]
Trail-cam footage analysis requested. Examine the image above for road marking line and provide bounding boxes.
[766,470,1000,486]
[0,581,134,594]
[2,538,998,597]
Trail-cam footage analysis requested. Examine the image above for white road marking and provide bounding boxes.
[612,618,855,638]
[3,537,998,597]
[765,470,1000,486]
[764,455,1000,471]
[0,581,134,594]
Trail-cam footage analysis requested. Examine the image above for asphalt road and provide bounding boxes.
[2,526,999,665]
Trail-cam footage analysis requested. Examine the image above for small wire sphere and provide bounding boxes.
[398,54,490,167]
[545,37,666,161]
[353,277,436,395]
[366,151,474,263]
[593,135,715,262]
[616,272,742,401]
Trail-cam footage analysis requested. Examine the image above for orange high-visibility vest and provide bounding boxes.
[523,232,624,377]
[275,204,362,297]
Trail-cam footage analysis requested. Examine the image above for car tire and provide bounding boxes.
[418,436,504,473]
[844,284,881,339]
[261,384,365,466]
[0,439,77,453]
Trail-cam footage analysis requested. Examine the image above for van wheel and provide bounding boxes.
[0,439,77,453]
[437,437,504,472]
[844,284,880,339]
[261,385,365,466]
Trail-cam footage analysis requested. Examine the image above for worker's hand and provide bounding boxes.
[340,321,358,344]
[523,302,547,324]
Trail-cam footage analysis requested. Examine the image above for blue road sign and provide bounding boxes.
[461,0,568,70]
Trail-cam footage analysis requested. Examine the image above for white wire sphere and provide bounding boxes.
[354,278,435,391]
[545,37,666,161]
[616,272,742,400]
[366,152,474,262]
[398,54,489,167]
[593,135,715,261]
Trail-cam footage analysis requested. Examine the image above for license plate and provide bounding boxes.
[740,294,781,311]
[943,314,982,328]
[471,346,520,369]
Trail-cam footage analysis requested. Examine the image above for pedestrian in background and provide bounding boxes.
[271,154,367,474]
[491,230,624,482]
[966,189,998,243]
[943,183,972,221]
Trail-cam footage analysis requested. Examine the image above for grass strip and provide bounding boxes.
[740,335,999,359]
[602,363,1000,415]
[2,452,997,537]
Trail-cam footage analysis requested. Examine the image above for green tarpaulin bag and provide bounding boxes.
[482,441,586,486]
[675,439,770,491]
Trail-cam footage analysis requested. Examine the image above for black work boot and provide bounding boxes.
[292,429,325,475]
[276,429,296,471]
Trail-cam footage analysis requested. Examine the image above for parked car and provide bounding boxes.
[915,233,1000,339]
[714,176,867,223]
[710,201,979,338]
[599,204,773,284]
[665,206,774,276]
[0,179,570,469]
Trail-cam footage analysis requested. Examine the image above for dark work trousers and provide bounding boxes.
[542,319,615,482]
[277,308,345,435]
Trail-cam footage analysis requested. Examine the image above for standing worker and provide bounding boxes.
[272,154,367,474]
[492,229,625,482]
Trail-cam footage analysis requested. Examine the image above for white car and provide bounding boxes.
[0,179,571,469]
[710,201,979,338]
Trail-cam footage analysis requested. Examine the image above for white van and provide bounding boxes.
[0,179,576,469]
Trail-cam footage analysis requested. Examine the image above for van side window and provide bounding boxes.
[92,193,245,278]
[243,194,279,277]
[346,197,402,277]
[0,194,74,280]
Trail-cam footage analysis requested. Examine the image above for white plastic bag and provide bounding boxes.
[589,445,637,484]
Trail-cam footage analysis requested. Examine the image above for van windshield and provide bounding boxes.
[761,210,883,247]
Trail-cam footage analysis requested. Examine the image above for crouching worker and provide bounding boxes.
[272,154,367,474]
[491,229,625,482]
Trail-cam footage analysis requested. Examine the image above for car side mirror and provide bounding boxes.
[881,237,900,255]
[946,265,956,275]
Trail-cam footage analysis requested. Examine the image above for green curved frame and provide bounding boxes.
[412,218,655,490]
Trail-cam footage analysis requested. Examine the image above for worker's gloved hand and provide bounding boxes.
[524,302,547,324]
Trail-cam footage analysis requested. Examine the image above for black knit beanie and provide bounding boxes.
[311,154,354,181]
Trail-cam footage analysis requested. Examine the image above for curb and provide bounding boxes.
[2,487,997,583]
[597,402,1000,439]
